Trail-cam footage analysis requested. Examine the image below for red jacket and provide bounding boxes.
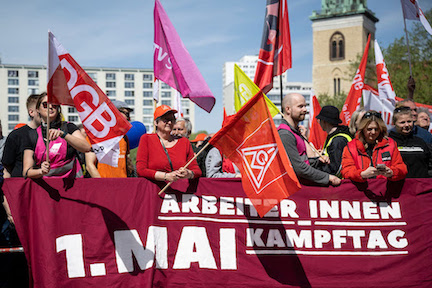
[341,135,407,182]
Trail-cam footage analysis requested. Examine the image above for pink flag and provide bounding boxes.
[153,0,215,113]
[374,40,396,102]
[48,31,131,165]
[401,0,432,35]
[254,0,292,94]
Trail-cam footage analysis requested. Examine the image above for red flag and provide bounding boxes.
[340,34,371,125]
[308,92,327,150]
[254,0,292,94]
[210,92,300,217]
[47,31,131,165]
[154,0,215,113]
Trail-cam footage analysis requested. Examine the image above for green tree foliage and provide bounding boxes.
[349,9,432,104]
[384,9,432,104]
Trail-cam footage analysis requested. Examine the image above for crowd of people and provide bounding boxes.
[1,89,431,246]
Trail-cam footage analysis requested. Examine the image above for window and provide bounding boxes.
[28,88,39,95]
[106,73,116,80]
[8,70,18,77]
[106,82,116,88]
[8,124,16,130]
[185,108,190,115]
[8,106,19,112]
[28,79,39,86]
[334,78,341,96]
[68,116,79,122]
[125,74,134,81]
[161,83,170,89]
[125,82,134,89]
[8,115,19,121]
[8,88,19,94]
[8,79,19,85]
[143,99,153,106]
[143,91,152,98]
[143,74,153,81]
[106,90,116,97]
[125,99,135,106]
[330,32,345,61]
[125,91,135,97]
[161,100,171,106]
[143,82,153,89]
[143,108,153,115]
[8,97,19,103]
[68,107,77,113]
[161,91,171,98]
[88,73,97,82]
[28,71,39,78]
[142,117,153,124]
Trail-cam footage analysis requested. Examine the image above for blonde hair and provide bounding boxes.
[349,108,365,135]
[357,111,387,143]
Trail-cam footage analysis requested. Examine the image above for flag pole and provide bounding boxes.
[402,7,413,77]
[46,32,51,163]
[158,141,211,195]
[280,75,284,112]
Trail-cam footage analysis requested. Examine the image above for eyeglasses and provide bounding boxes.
[161,116,176,123]
[41,102,59,109]
[362,111,382,119]
[394,106,411,113]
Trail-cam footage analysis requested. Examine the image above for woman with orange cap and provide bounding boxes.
[136,105,201,182]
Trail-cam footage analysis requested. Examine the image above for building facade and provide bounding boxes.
[223,55,313,126]
[0,64,195,134]
[310,0,378,97]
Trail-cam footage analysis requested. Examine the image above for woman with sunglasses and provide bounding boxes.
[22,95,91,178]
[388,107,431,178]
[341,111,407,182]
[136,105,201,182]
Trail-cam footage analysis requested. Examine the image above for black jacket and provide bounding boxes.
[389,130,431,178]
[317,125,352,175]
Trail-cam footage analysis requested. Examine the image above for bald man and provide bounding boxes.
[278,93,341,186]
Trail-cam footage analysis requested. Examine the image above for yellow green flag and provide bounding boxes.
[234,64,280,117]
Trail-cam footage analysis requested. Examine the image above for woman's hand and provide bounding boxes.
[40,161,51,176]
[164,171,181,182]
[379,166,394,178]
[360,166,378,179]
[48,129,63,140]
[178,167,194,179]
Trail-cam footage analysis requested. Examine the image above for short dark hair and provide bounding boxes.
[26,92,45,110]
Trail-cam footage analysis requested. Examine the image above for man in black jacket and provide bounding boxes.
[316,106,353,176]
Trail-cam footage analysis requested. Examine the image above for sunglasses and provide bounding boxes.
[41,102,59,109]
[160,115,176,123]
[119,109,130,117]
[362,111,382,120]
[394,106,416,113]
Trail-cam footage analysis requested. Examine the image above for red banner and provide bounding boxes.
[4,178,432,287]
[340,34,371,125]
[254,0,292,94]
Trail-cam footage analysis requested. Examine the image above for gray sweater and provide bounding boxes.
[278,120,329,185]
[205,147,239,178]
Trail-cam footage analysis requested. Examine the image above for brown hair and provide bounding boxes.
[392,107,412,124]
[26,92,45,110]
[357,111,387,143]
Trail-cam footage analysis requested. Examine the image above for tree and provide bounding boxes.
[347,9,432,104]
[316,92,347,111]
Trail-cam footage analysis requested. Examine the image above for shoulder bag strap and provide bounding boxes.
[158,135,174,172]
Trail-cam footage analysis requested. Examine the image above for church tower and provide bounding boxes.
[310,0,378,97]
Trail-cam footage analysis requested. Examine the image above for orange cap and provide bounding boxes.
[191,133,207,142]
[154,105,177,120]
[14,123,26,130]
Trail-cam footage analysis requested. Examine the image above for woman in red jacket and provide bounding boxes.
[136,105,201,182]
[341,111,407,182]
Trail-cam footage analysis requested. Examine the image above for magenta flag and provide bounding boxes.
[154,0,215,113]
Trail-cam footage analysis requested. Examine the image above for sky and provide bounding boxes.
[1,0,432,133]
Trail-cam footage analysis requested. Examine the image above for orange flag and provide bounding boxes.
[308,93,327,150]
[210,92,300,217]
[340,34,371,125]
